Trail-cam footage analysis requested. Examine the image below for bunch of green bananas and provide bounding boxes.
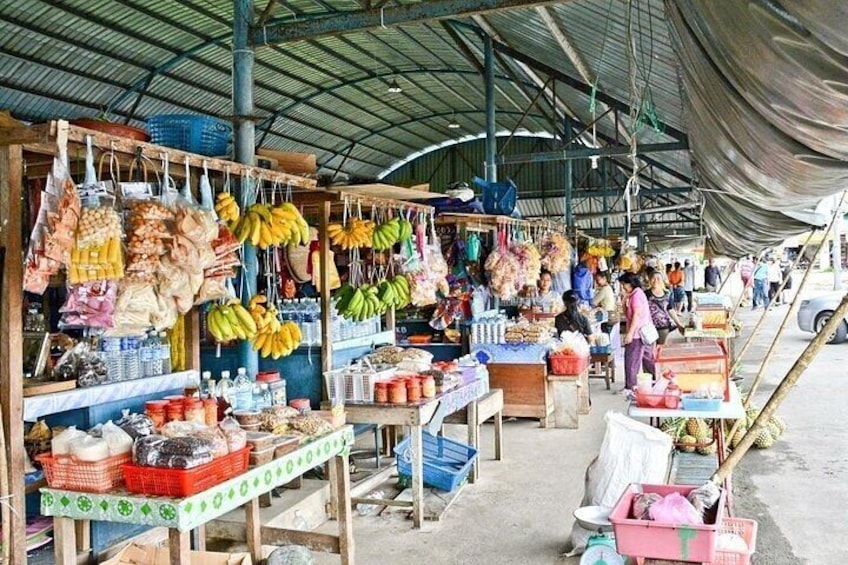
[206,299,258,342]
[334,275,411,321]
[372,218,414,251]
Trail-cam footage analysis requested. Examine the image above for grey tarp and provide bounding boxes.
[664,0,848,257]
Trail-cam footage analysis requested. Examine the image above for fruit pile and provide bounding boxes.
[372,217,413,251]
[327,218,374,250]
[334,275,410,321]
[248,294,302,359]
[217,197,310,250]
[206,299,257,342]
[728,406,786,450]
[662,418,717,456]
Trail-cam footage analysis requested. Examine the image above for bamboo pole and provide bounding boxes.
[730,234,815,376]
[713,291,848,484]
[717,260,736,294]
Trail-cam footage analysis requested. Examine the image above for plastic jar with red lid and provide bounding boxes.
[184,398,205,424]
[389,380,407,404]
[145,400,168,428]
[407,378,422,402]
[374,382,389,403]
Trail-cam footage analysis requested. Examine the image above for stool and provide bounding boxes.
[589,352,615,389]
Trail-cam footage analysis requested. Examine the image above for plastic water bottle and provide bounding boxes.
[158,332,171,374]
[254,382,272,410]
[280,299,292,322]
[121,337,140,381]
[217,370,234,405]
[200,371,214,399]
[234,367,253,411]
[139,334,152,377]
[148,331,163,376]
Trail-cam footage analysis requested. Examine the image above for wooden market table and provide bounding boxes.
[343,379,489,528]
[41,427,356,565]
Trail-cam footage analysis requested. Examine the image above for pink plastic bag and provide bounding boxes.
[648,492,704,525]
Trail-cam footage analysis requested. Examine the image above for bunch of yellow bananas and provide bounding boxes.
[333,275,410,321]
[230,202,310,250]
[206,299,258,342]
[214,193,240,224]
[327,218,374,250]
[248,294,302,358]
[372,217,413,251]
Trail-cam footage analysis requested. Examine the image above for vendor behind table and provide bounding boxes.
[519,269,564,315]
[592,271,618,329]
[555,290,594,343]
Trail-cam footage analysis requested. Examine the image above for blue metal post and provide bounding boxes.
[484,34,497,183]
[234,0,258,376]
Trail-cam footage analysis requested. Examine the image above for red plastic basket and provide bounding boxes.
[634,389,680,409]
[549,353,589,375]
[713,518,758,565]
[122,447,251,497]
[37,452,131,493]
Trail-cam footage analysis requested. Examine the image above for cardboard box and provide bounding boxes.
[256,148,317,175]
[102,543,252,565]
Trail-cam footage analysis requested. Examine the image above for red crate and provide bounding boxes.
[634,389,680,409]
[37,452,131,493]
[122,447,251,498]
[549,353,589,375]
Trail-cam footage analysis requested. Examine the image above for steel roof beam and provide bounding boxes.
[254,0,576,44]
[498,142,687,165]
[517,186,692,199]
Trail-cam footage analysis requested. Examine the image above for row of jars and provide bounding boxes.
[373,375,437,404]
[144,395,218,428]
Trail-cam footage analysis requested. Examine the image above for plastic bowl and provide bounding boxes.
[573,505,613,532]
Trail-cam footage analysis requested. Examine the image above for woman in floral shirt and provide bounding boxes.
[646,273,685,345]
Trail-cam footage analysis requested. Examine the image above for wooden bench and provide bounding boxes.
[442,389,504,482]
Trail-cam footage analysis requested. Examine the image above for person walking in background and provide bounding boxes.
[683,259,696,311]
[619,272,656,393]
[780,256,793,304]
[768,257,782,307]
[739,255,754,304]
[647,273,685,345]
[752,257,769,309]
[705,258,722,292]
[667,262,685,313]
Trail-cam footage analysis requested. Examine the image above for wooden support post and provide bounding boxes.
[410,425,424,528]
[0,144,26,565]
[333,454,355,565]
[244,498,262,564]
[168,529,191,565]
[327,458,339,520]
[75,520,91,553]
[54,517,77,565]
[190,523,206,552]
[318,199,333,374]
[494,406,503,461]
[467,400,479,483]
[714,292,848,484]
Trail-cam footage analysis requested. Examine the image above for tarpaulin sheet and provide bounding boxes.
[665,0,848,257]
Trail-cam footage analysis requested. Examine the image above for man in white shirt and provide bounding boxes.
[683,259,696,312]
[767,258,783,307]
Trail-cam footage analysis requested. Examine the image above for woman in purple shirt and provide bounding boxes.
[619,272,656,392]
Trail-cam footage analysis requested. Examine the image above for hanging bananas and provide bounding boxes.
[333,275,410,321]
[229,202,310,250]
[215,193,240,225]
[248,293,303,359]
[327,218,374,250]
[206,299,258,343]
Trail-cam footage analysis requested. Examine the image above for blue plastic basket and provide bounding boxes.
[590,345,612,355]
[394,433,478,492]
[146,114,231,156]
[681,395,722,412]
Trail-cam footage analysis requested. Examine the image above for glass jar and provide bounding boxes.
[373,382,388,403]
[145,400,168,429]
[203,398,218,426]
[389,380,407,404]
[184,399,205,424]
[289,398,311,415]
[407,378,422,403]
[421,376,436,398]
[166,402,185,422]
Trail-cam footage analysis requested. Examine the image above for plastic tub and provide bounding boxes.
[245,431,275,451]
[273,436,301,459]
[609,483,727,563]
[248,445,275,468]
[714,518,758,565]
[681,395,722,412]
[394,432,477,492]
[634,389,680,409]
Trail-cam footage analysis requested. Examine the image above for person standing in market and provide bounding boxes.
[682,259,696,312]
[752,257,769,309]
[619,272,657,393]
[592,271,617,320]
[519,270,564,315]
[704,258,722,292]
[739,255,754,304]
[647,273,685,345]
[767,257,783,307]
[555,290,595,343]
[667,261,685,313]
[780,256,793,304]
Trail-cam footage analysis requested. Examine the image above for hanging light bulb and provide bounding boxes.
[387,78,402,94]
[447,113,460,129]
[590,155,599,170]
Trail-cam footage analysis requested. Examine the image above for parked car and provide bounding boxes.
[797,292,848,344]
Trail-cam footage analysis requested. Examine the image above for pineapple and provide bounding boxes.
[697,441,717,456]
[767,421,782,440]
[770,414,787,435]
[753,428,774,449]
[746,407,761,429]
[686,418,709,439]
[679,435,697,453]
[730,426,747,449]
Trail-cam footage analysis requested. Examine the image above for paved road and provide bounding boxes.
[731,272,848,564]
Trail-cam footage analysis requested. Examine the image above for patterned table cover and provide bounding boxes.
[41,426,354,532]
[470,343,551,364]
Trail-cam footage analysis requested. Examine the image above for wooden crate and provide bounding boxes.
[257,148,317,175]
[486,363,552,428]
